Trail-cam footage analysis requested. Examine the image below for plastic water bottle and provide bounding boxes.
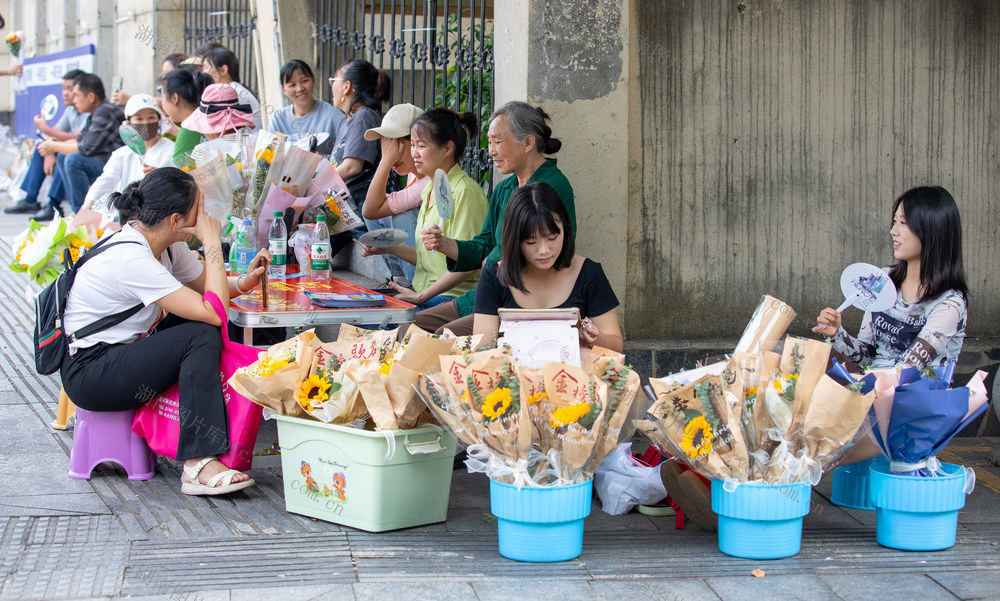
[234,217,256,274]
[267,210,287,277]
[310,214,331,280]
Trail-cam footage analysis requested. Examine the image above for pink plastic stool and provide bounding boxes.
[68,408,156,480]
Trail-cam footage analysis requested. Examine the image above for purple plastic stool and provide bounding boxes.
[68,408,156,480]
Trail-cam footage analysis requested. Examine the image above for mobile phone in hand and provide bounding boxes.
[112,76,123,91]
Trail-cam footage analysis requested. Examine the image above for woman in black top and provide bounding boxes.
[473,182,623,352]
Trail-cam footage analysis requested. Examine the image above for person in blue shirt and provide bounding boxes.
[4,69,88,220]
[269,59,345,156]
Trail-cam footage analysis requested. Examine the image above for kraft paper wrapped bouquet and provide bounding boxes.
[417,347,642,488]
[639,295,877,487]
[229,325,478,430]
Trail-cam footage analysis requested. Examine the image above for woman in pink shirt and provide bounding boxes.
[361,103,429,285]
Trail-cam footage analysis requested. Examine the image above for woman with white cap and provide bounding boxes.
[81,94,176,221]
[360,103,427,285]
[180,83,256,140]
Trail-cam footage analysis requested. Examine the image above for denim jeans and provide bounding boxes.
[19,149,66,207]
[364,206,419,282]
[62,153,106,212]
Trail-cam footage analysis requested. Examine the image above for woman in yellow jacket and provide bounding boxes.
[361,108,488,310]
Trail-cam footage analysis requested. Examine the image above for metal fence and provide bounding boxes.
[182,0,259,96]
[313,1,495,187]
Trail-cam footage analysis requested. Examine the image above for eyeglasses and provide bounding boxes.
[328,77,343,86]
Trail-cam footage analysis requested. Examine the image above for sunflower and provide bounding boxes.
[248,357,289,377]
[681,415,714,458]
[526,391,548,405]
[297,374,331,409]
[377,358,393,376]
[257,147,275,163]
[549,402,591,429]
[481,387,513,420]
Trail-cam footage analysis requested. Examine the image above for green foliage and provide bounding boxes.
[433,13,494,185]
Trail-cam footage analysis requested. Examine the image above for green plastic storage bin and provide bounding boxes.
[273,415,457,531]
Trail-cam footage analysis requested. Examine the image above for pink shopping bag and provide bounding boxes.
[131,291,262,471]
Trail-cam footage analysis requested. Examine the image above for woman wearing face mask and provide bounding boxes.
[160,69,214,167]
[81,94,176,221]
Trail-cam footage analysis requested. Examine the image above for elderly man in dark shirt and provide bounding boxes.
[38,73,125,215]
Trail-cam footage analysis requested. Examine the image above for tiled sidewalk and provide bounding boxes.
[1,211,999,600]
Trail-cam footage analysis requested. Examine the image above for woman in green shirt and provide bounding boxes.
[416,101,575,334]
[160,69,214,168]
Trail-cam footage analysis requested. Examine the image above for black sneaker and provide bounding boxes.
[30,206,56,221]
[3,200,39,214]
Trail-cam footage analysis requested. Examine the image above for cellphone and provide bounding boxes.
[112,76,123,91]
[498,307,581,323]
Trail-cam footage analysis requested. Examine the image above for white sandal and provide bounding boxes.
[181,457,255,496]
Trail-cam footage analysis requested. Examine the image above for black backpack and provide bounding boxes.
[33,236,143,375]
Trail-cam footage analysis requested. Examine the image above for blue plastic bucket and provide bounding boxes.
[869,461,970,551]
[831,456,888,510]
[489,478,592,562]
[711,479,812,559]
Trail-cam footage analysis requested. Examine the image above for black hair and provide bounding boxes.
[498,182,575,294]
[195,42,225,57]
[163,53,188,69]
[0,14,5,31]
[162,69,213,108]
[280,59,314,85]
[203,47,241,82]
[410,108,477,162]
[490,101,562,155]
[72,73,105,101]
[888,186,968,302]
[111,168,198,225]
[335,59,391,113]
[62,69,85,81]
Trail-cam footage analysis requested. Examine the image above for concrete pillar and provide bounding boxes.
[256,0,312,129]
[96,0,115,83]
[495,0,638,330]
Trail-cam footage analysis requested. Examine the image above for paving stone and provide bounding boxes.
[231,583,355,601]
[930,570,1000,600]
[5,541,128,600]
[819,573,959,601]
[354,581,478,601]
[591,577,721,601]
[0,493,110,517]
[584,506,660,531]
[707,573,841,601]
[474,579,598,601]
[120,592,231,601]
[2,471,98,496]
[0,390,23,403]
[0,404,65,453]
[441,507,502,532]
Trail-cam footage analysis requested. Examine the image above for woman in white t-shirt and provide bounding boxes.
[61,168,271,496]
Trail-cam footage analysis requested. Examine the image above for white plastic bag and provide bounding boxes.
[593,442,668,515]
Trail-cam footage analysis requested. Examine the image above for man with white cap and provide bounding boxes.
[81,94,175,222]
[359,103,427,285]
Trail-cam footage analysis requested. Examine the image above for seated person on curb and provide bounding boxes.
[160,69,214,167]
[361,103,429,286]
[813,185,968,467]
[270,59,345,156]
[37,73,125,214]
[360,108,488,310]
[472,182,622,354]
[202,46,262,129]
[81,94,175,221]
[60,168,271,495]
[4,69,88,220]
[417,101,574,336]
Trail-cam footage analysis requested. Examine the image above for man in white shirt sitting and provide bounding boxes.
[82,94,175,222]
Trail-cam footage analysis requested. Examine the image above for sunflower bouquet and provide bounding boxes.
[418,348,640,487]
[9,218,101,285]
[640,296,877,486]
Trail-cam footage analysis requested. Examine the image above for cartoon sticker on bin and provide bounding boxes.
[836,262,897,313]
[296,460,347,503]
